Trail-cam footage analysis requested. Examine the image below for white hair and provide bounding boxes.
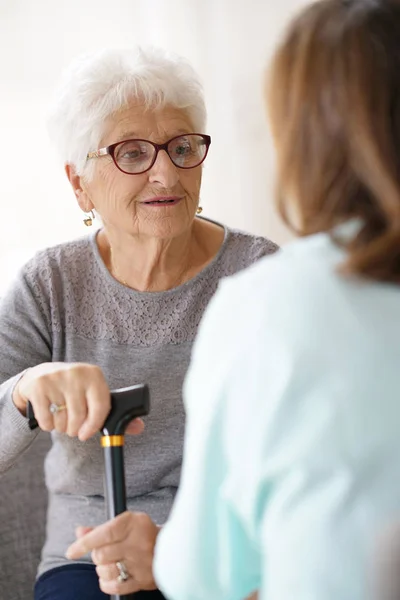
[47,47,207,177]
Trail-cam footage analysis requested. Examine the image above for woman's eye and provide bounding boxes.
[118,144,149,160]
[175,144,192,155]
[122,149,141,159]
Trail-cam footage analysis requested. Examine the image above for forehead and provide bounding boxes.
[101,103,195,145]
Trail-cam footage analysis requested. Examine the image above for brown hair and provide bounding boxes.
[267,0,400,283]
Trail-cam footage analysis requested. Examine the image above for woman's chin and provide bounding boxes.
[132,207,196,239]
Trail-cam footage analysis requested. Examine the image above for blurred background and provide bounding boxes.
[0,0,309,295]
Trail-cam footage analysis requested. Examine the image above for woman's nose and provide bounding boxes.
[148,150,179,188]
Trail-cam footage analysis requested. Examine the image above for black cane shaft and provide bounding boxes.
[103,443,134,599]
[103,444,127,520]
[101,385,149,600]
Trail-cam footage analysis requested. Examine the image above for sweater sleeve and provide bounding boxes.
[0,261,53,473]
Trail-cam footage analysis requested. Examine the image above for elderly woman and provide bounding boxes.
[149,1,400,600]
[0,48,278,600]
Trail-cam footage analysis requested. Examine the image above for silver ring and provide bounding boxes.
[116,560,130,583]
[49,403,67,415]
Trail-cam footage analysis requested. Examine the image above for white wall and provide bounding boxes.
[0,0,309,295]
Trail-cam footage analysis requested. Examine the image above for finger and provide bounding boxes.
[66,512,129,559]
[76,526,93,539]
[30,392,63,432]
[125,418,145,435]
[48,391,69,434]
[52,407,68,434]
[78,372,111,441]
[92,542,126,565]
[99,576,141,596]
[96,562,121,582]
[65,393,88,437]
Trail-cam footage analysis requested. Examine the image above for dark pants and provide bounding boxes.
[34,564,166,600]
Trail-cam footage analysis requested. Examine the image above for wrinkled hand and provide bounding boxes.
[66,511,160,595]
[13,362,144,441]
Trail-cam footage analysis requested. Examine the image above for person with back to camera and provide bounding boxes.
[140,1,400,599]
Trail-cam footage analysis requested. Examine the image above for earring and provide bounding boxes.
[196,206,203,215]
[83,210,95,227]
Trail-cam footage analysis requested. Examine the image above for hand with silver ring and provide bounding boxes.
[66,511,160,595]
[12,362,143,441]
[12,362,144,440]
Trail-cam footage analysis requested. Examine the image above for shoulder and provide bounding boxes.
[218,226,279,277]
[0,235,94,325]
[227,230,343,298]
[226,227,280,260]
[22,235,93,274]
[21,235,95,286]
[7,235,97,315]
[201,232,348,355]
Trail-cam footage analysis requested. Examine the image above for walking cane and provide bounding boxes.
[27,383,150,600]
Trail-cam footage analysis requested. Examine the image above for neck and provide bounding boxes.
[98,221,214,292]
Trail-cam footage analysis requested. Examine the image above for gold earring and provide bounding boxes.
[83,210,95,227]
[196,206,203,215]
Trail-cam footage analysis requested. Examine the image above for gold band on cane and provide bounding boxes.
[101,435,125,447]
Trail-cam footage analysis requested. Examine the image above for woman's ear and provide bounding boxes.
[65,164,94,212]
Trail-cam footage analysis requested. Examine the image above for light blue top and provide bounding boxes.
[154,228,400,600]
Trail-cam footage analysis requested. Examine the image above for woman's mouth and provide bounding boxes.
[142,196,183,207]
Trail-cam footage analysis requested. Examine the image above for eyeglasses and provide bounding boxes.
[87,133,211,175]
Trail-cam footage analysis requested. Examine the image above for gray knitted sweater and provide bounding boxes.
[0,220,278,577]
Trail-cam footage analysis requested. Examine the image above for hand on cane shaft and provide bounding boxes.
[66,511,160,595]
